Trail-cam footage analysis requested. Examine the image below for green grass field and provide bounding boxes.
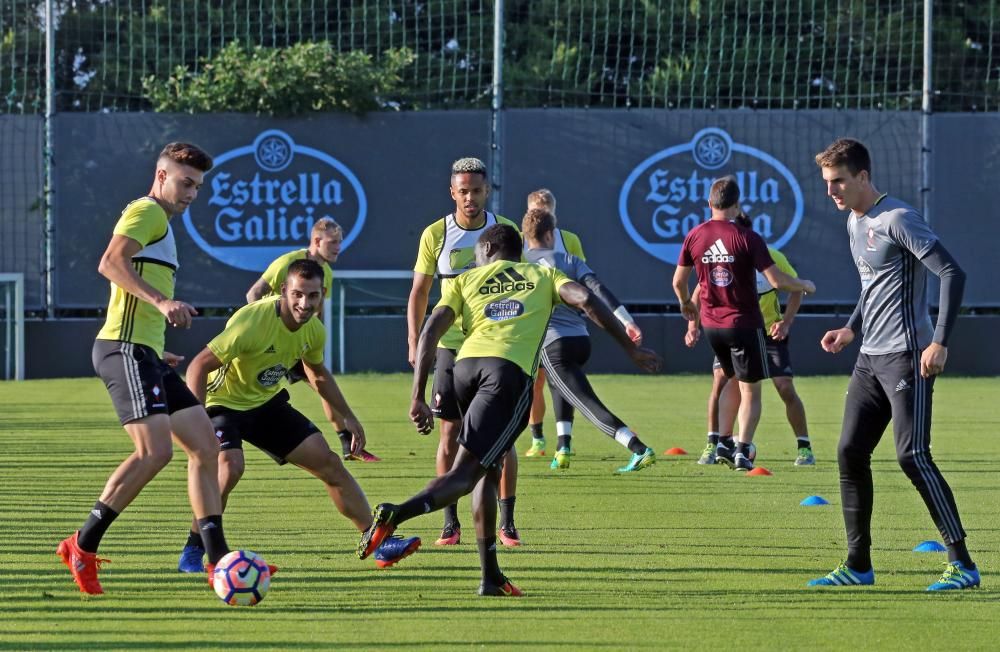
[1,374,998,650]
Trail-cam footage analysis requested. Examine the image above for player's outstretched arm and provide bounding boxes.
[762,265,816,295]
[406,272,435,368]
[303,360,366,453]
[410,306,456,434]
[245,277,272,304]
[99,234,198,328]
[184,347,224,404]
[578,273,641,344]
[559,281,661,373]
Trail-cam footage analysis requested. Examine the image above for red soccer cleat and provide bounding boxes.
[357,504,398,560]
[478,576,524,597]
[56,532,108,595]
[345,449,382,463]
[498,526,522,547]
[434,524,461,546]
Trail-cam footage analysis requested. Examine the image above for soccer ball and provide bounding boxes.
[212,550,271,606]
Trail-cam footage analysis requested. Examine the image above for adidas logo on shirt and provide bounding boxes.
[265,344,276,353]
[478,268,536,295]
[701,239,735,263]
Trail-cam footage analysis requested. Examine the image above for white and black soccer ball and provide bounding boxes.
[213,550,271,606]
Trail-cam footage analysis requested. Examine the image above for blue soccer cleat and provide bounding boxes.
[807,562,875,587]
[373,535,421,569]
[616,447,656,474]
[927,561,980,591]
[177,544,205,573]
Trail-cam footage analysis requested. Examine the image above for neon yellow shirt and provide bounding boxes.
[413,212,518,350]
[96,198,177,357]
[436,260,571,376]
[558,228,587,261]
[205,298,325,411]
[260,249,333,299]
[757,247,798,331]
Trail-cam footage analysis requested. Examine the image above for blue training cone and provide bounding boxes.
[800,495,830,506]
[913,540,947,552]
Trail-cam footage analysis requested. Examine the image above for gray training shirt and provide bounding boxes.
[523,248,593,347]
[849,194,937,355]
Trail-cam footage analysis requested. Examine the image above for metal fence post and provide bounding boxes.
[489,0,504,215]
[44,0,56,317]
[921,0,932,226]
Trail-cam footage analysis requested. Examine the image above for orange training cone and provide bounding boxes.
[746,467,772,476]
[663,447,687,455]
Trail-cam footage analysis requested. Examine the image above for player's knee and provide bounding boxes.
[773,378,797,402]
[895,449,928,478]
[317,452,351,486]
[837,440,868,467]
[219,455,245,487]
[139,443,173,472]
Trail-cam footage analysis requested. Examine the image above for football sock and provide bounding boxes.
[499,497,516,530]
[556,420,573,437]
[443,503,460,528]
[557,435,572,451]
[796,436,812,450]
[708,432,720,446]
[719,435,735,450]
[186,529,204,549]
[77,500,119,553]
[947,539,975,568]
[197,515,230,565]
[529,423,544,440]
[337,430,353,456]
[736,442,751,457]
[846,548,872,573]
[477,536,504,585]
[624,433,649,454]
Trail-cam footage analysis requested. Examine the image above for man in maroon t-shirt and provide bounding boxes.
[672,176,816,470]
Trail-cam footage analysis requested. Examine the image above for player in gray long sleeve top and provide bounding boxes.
[810,138,978,592]
[521,208,655,474]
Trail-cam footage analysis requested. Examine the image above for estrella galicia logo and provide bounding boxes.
[619,128,803,266]
[484,299,525,321]
[182,130,367,271]
[257,364,288,387]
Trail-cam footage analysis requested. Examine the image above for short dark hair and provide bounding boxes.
[158,142,213,172]
[286,258,324,283]
[708,176,740,210]
[814,138,871,176]
[734,212,753,229]
[451,157,487,179]
[521,208,555,241]
[478,224,522,259]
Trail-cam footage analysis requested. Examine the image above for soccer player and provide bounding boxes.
[809,138,979,591]
[406,157,522,547]
[688,214,814,466]
[58,142,235,595]
[672,176,815,471]
[520,189,594,459]
[359,224,661,595]
[246,217,381,464]
[179,259,420,575]
[522,208,649,472]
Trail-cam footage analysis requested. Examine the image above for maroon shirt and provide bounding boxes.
[678,220,774,328]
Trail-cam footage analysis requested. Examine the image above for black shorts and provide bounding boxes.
[431,347,461,420]
[92,339,201,425]
[704,327,770,383]
[712,334,793,378]
[206,389,320,465]
[453,357,532,468]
